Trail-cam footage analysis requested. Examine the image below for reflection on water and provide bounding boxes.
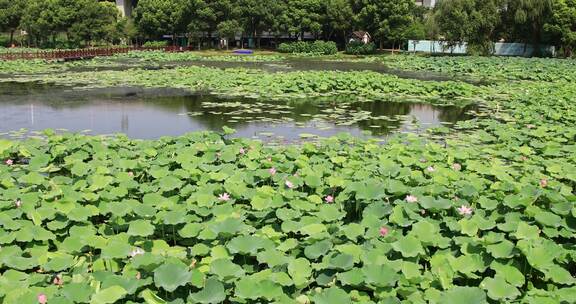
[0,82,474,141]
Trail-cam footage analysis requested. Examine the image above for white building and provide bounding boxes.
[415,0,436,7]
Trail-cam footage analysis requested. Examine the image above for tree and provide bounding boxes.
[238,0,280,48]
[544,0,576,56]
[506,0,553,55]
[433,0,501,55]
[324,0,354,46]
[68,0,120,45]
[134,0,188,40]
[217,20,239,49]
[355,0,416,49]
[20,0,61,46]
[0,0,27,45]
[284,0,323,39]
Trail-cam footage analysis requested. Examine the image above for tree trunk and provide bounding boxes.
[9,31,15,46]
[532,25,542,57]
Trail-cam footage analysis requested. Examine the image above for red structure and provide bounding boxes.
[0,46,191,61]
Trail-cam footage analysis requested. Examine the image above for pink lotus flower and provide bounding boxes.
[130,247,145,257]
[285,180,294,189]
[269,167,277,175]
[15,199,21,208]
[136,271,141,280]
[527,124,536,129]
[5,159,13,166]
[239,148,246,155]
[539,179,548,188]
[216,152,222,158]
[127,171,134,177]
[419,158,427,163]
[521,156,528,162]
[426,166,435,173]
[38,293,47,304]
[457,205,473,216]
[452,163,462,171]
[267,157,272,162]
[218,193,230,201]
[379,226,389,237]
[53,275,63,286]
[325,195,334,203]
[405,195,418,203]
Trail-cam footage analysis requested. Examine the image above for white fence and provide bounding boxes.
[408,40,555,56]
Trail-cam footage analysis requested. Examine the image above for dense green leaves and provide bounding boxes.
[0,55,575,304]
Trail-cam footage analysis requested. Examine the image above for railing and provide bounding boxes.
[0,46,192,61]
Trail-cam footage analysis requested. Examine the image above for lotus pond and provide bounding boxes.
[0,53,574,304]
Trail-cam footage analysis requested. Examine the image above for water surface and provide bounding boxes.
[0,82,474,141]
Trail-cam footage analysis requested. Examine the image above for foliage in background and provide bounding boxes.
[19,0,124,48]
[345,41,377,55]
[142,41,169,48]
[278,41,338,55]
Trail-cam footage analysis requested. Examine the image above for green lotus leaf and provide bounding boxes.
[304,174,322,188]
[362,264,399,287]
[299,223,328,236]
[179,222,203,238]
[514,221,540,240]
[337,268,364,286]
[341,223,365,241]
[490,261,525,287]
[542,264,575,285]
[486,240,515,259]
[316,205,345,222]
[127,219,155,237]
[391,235,425,257]
[210,217,245,235]
[256,249,289,267]
[158,175,183,192]
[480,276,521,301]
[140,289,167,304]
[312,287,352,304]
[90,286,127,304]
[188,277,226,304]
[439,287,488,304]
[304,240,332,260]
[235,277,284,300]
[61,282,93,303]
[44,254,75,272]
[210,259,245,279]
[288,258,312,288]
[226,235,273,254]
[534,210,562,227]
[153,260,192,292]
[327,253,355,270]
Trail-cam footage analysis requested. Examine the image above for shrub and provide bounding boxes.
[345,41,377,55]
[143,40,169,48]
[277,41,338,55]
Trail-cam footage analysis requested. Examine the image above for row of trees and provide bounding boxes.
[432,0,576,56]
[133,0,576,55]
[132,0,426,49]
[1,0,575,56]
[0,0,127,48]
